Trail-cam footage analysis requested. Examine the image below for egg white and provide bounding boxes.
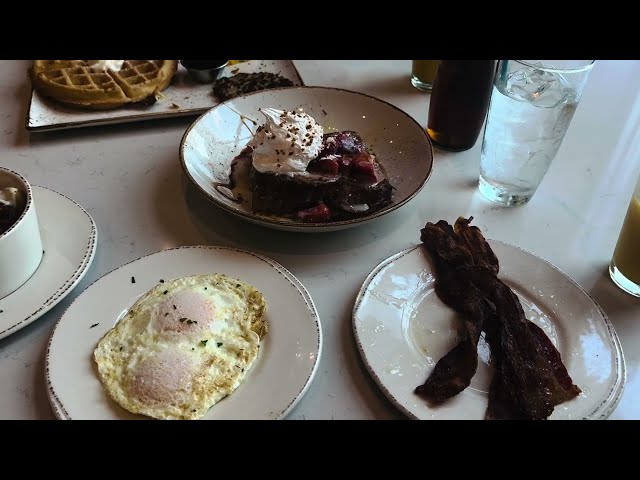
[93,274,267,420]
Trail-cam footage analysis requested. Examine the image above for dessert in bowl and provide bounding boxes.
[180,86,434,232]
[0,167,43,299]
[227,107,394,223]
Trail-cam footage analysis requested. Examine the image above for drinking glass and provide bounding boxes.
[479,60,595,206]
[610,174,640,297]
[411,60,440,92]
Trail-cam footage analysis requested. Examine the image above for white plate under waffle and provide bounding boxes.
[26,60,304,132]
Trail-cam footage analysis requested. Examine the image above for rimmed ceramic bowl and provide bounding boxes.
[179,86,434,233]
[0,167,43,299]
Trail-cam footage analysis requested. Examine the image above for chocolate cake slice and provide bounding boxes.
[248,131,393,222]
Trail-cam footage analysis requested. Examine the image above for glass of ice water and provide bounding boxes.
[479,60,595,206]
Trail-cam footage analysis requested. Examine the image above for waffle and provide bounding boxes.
[30,60,178,110]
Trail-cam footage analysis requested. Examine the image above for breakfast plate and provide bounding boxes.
[180,86,434,232]
[353,242,626,420]
[46,246,322,420]
[0,186,97,341]
[26,60,304,132]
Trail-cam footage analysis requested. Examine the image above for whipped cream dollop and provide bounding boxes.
[248,107,324,175]
[89,60,125,72]
[0,187,21,208]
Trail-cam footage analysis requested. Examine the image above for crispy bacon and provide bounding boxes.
[415,217,580,419]
[415,219,496,403]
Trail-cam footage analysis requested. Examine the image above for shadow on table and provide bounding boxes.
[589,266,640,333]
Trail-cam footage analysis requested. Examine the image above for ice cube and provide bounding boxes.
[505,66,570,108]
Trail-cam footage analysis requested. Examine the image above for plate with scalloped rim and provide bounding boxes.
[353,241,626,420]
[180,86,434,232]
[0,186,97,341]
[46,245,321,420]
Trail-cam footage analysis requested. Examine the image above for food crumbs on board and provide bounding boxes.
[90,323,99,328]
[159,279,165,283]
[322,109,327,115]
[131,276,136,284]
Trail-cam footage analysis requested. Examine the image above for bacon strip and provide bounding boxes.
[415,217,580,419]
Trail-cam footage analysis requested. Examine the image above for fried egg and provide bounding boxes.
[93,274,267,420]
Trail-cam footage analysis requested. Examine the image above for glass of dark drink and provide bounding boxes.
[427,60,496,152]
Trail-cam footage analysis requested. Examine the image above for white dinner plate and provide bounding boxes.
[0,186,97,340]
[353,242,626,420]
[46,246,322,420]
[180,86,434,232]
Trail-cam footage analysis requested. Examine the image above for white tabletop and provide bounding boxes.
[0,60,638,420]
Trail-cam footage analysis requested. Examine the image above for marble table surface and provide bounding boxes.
[0,60,638,420]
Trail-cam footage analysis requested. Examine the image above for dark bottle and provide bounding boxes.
[427,60,496,151]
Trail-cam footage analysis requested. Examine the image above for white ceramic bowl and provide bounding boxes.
[0,167,43,299]
[180,86,434,232]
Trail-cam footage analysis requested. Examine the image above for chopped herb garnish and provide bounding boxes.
[90,323,99,328]
[1,310,4,313]
[200,340,208,346]
[192,409,196,412]
[236,284,241,288]
[163,290,168,295]
[179,317,187,322]
[159,279,165,283]
[242,368,245,372]
[131,276,136,283]
[217,342,223,347]
[119,346,123,351]
[173,305,177,309]
[204,287,207,290]
[192,348,195,351]
[322,109,327,115]
[164,312,169,317]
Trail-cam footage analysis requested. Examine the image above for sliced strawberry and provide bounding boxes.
[297,202,331,223]
[354,163,379,183]
[317,158,339,175]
